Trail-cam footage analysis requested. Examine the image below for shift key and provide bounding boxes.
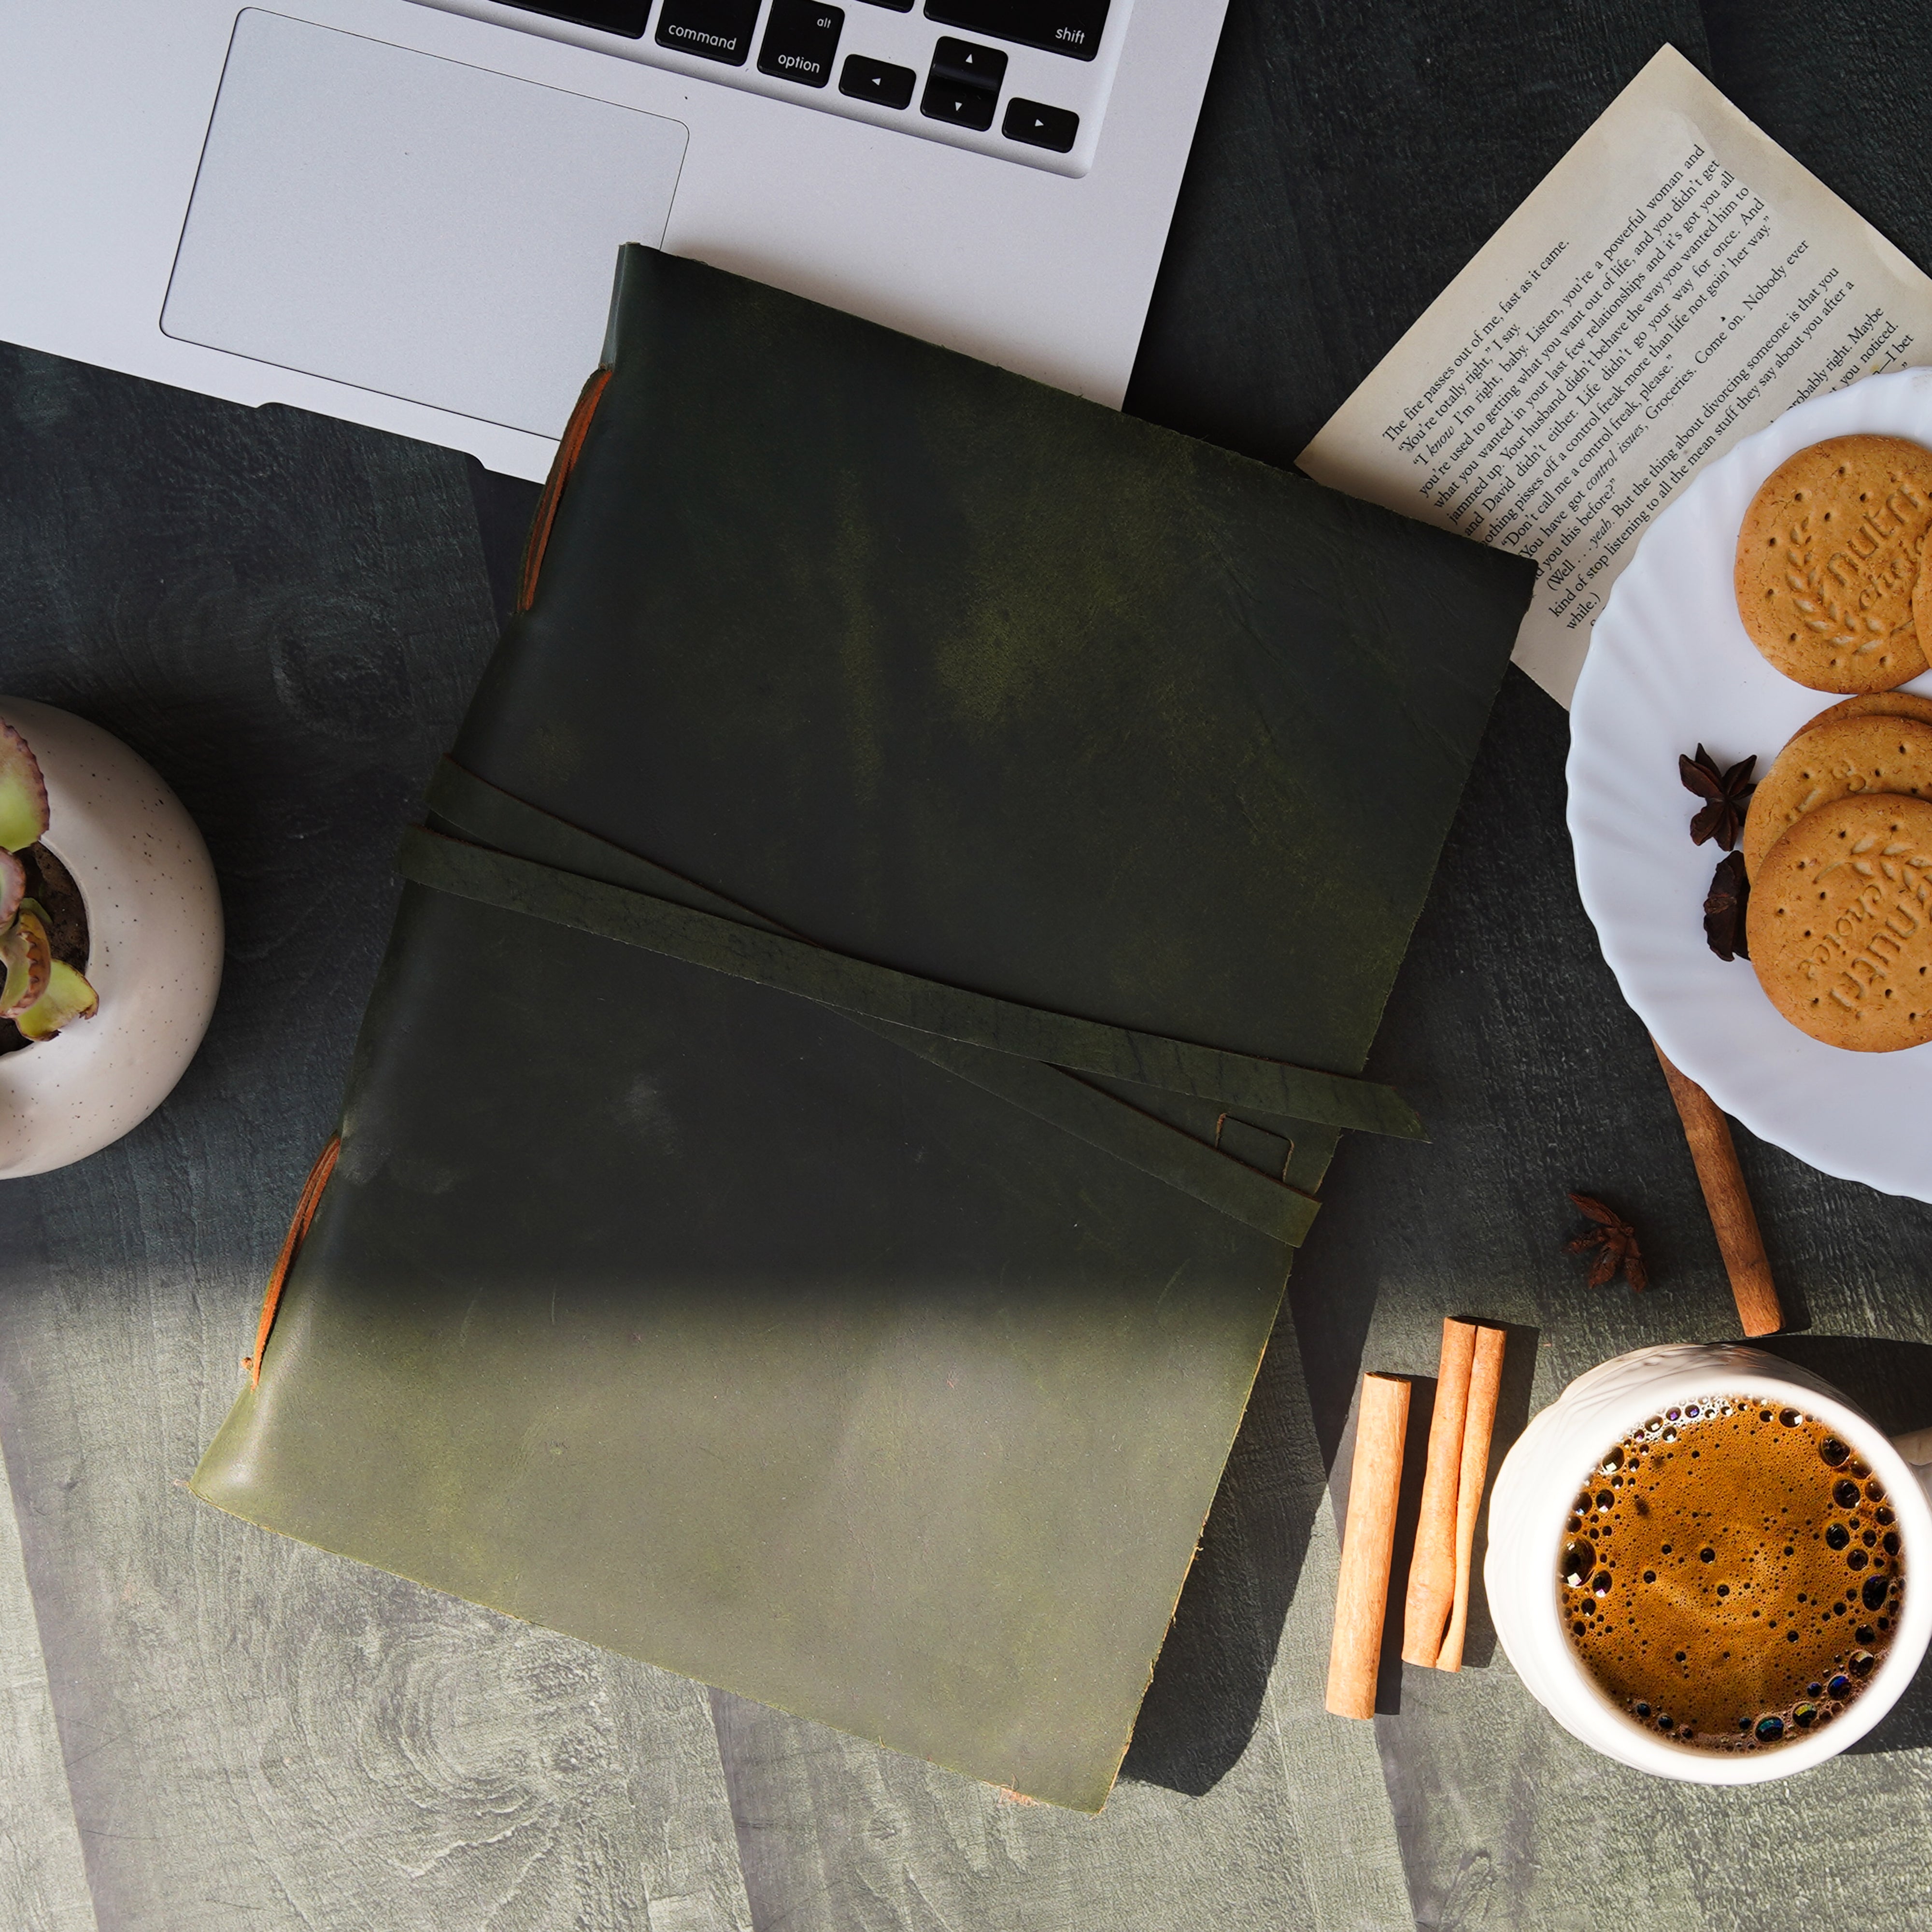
[923,0,1109,60]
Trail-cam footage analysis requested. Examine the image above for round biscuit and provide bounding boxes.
[1796,690,1932,737]
[1734,435,1932,691]
[1747,793,1932,1052]
[1917,524,1932,664]
[1740,713,1932,878]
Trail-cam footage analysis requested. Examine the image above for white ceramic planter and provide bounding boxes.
[1486,1343,1932,1784]
[0,697,223,1177]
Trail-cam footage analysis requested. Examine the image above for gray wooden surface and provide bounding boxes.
[0,1430,95,1932]
[0,352,750,1932]
[8,2,1932,1927]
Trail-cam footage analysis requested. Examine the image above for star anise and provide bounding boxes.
[1703,850,1749,962]
[1679,745,1756,851]
[1566,1193,1647,1293]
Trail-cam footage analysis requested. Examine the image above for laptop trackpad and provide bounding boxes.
[163,11,687,439]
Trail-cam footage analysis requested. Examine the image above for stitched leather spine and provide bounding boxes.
[514,366,611,614]
[243,1134,341,1387]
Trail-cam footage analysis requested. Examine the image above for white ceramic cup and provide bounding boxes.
[1486,1343,1932,1783]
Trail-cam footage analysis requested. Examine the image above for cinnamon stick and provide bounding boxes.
[1435,1323,1506,1672]
[1326,1373,1411,1719]
[1401,1318,1477,1667]
[1652,1040,1783,1337]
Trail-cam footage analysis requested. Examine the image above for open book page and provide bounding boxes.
[1297,45,1932,707]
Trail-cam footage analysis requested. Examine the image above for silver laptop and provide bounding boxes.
[0,0,1225,482]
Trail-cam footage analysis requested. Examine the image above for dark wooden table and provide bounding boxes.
[6,5,1932,1927]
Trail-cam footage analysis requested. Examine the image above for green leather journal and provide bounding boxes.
[193,247,1532,1810]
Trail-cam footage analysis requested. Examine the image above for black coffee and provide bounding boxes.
[1558,1394,1905,1749]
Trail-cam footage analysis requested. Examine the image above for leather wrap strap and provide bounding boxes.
[391,759,1429,1247]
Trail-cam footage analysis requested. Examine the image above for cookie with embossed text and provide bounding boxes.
[1747,792,1932,1051]
[1735,435,1932,692]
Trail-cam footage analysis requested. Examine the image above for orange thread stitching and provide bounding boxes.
[515,366,612,614]
[243,1134,342,1388]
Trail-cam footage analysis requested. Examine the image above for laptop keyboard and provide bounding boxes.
[408,0,1120,174]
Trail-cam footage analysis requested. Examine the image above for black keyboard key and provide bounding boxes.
[855,0,912,8]
[501,0,650,33]
[655,0,760,64]
[928,35,1005,88]
[924,0,1108,59]
[920,74,996,130]
[758,0,843,85]
[840,54,916,108]
[1002,98,1078,152]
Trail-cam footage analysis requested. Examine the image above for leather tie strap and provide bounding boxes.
[397,818,1317,1246]
[408,763,1422,1139]
[381,759,1431,1252]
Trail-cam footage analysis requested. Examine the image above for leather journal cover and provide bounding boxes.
[193,247,1533,1810]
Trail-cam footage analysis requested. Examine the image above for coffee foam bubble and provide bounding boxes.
[1557,1397,1904,1750]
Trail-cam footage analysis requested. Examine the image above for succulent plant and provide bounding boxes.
[0,721,97,1044]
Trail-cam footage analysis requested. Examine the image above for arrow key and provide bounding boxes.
[1001,97,1078,152]
[839,54,917,109]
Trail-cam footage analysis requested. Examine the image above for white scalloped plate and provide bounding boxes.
[1569,368,1932,1203]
